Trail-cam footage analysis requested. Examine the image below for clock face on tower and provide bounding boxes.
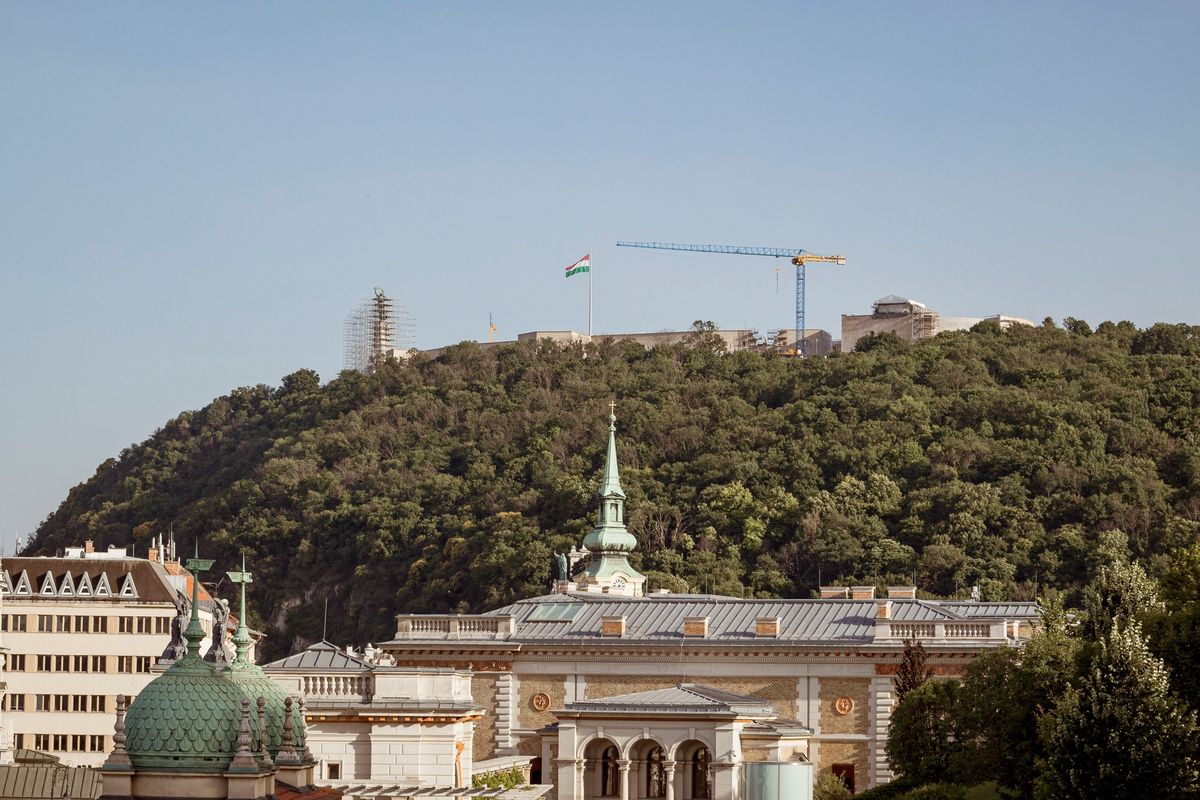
[612,576,627,589]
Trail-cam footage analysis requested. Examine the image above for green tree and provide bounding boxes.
[1038,623,1199,799]
[887,680,963,785]
[1080,558,1162,640]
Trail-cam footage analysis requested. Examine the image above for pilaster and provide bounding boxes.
[495,671,516,753]
[868,676,895,787]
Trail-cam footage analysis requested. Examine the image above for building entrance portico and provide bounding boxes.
[550,684,810,800]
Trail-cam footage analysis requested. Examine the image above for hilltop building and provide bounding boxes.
[380,412,1040,795]
[416,328,834,360]
[841,295,1034,351]
[0,541,239,767]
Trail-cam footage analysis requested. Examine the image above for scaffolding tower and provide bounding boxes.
[343,288,415,374]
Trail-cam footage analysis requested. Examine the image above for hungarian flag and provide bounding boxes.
[564,254,590,278]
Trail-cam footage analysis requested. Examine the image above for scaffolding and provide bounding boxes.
[343,289,415,374]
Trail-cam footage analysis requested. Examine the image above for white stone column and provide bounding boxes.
[618,760,632,800]
[869,675,896,788]
[713,724,741,800]
[664,761,677,800]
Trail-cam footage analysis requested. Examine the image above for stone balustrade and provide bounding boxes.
[874,620,1008,642]
[394,614,516,639]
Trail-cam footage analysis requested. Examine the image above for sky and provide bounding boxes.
[1,2,1197,548]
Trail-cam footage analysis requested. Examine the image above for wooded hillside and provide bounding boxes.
[26,320,1200,659]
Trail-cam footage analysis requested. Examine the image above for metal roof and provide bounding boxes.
[564,683,777,716]
[0,766,101,800]
[468,593,1037,645]
[262,640,373,671]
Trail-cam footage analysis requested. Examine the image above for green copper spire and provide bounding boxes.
[597,401,626,501]
[579,405,646,595]
[227,555,253,667]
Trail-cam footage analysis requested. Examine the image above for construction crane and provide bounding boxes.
[615,241,846,356]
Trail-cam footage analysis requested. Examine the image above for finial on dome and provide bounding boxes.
[183,542,214,659]
[256,696,273,768]
[103,694,132,769]
[228,697,258,771]
[227,554,254,667]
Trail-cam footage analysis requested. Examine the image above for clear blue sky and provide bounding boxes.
[1,2,1197,547]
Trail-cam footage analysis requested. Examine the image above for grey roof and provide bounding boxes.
[464,593,1037,645]
[0,765,101,799]
[565,683,776,716]
[261,640,373,671]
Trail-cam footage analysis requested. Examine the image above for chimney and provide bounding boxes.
[147,547,158,563]
[84,540,95,555]
[876,600,893,620]
[683,617,708,638]
[600,616,626,637]
[819,586,849,599]
[887,586,917,599]
[755,617,780,638]
[850,585,876,600]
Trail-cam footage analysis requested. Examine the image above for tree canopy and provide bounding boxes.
[24,321,1200,659]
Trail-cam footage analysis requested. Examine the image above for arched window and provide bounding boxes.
[691,748,710,799]
[601,747,619,797]
[647,747,666,798]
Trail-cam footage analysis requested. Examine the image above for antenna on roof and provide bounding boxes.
[322,597,329,643]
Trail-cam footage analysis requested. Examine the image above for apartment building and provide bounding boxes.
[0,541,223,767]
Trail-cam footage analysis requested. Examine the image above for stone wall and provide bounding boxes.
[519,674,568,730]
[472,674,498,760]
[818,741,869,792]
[818,677,870,735]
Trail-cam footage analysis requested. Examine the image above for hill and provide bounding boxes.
[25,320,1200,660]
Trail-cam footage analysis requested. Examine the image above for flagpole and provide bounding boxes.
[588,251,593,337]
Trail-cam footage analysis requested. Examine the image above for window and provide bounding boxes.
[90,695,107,712]
[36,655,51,672]
[35,694,50,711]
[89,735,105,751]
[155,616,170,634]
[136,656,152,673]
[73,655,89,672]
[37,614,52,632]
[9,654,25,671]
[5,694,25,711]
[13,734,23,750]
[646,747,666,799]
[52,734,67,751]
[34,734,49,750]
[136,617,151,634]
[10,614,27,632]
[73,695,88,712]
[53,695,69,712]
[91,655,106,672]
[691,747,711,799]
[74,615,90,633]
[601,746,619,797]
[56,615,71,632]
[71,734,86,752]
[831,764,855,794]
[93,616,108,633]
[326,762,342,780]
[117,656,133,673]
[54,655,70,672]
[1,615,6,632]
[118,616,133,634]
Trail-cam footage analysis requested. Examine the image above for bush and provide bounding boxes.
[472,766,526,789]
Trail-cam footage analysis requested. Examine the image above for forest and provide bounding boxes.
[25,318,1200,660]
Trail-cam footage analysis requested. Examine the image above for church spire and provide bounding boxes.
[598,402,626,500]
[577,403,646,597]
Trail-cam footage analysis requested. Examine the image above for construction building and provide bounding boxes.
[343,289,415,374]
[841,295,1034,352]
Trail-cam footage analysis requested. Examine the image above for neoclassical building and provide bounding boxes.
[381,412,1039,795]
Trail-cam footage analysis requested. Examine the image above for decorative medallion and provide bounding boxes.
[834,696,855,716]
[531,692,551,712]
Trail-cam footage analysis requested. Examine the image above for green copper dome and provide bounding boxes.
[581,411,639,554]
[222,557,306,756]
[124,657,259,773]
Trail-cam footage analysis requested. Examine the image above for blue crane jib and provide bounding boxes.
[615,240,846,356]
